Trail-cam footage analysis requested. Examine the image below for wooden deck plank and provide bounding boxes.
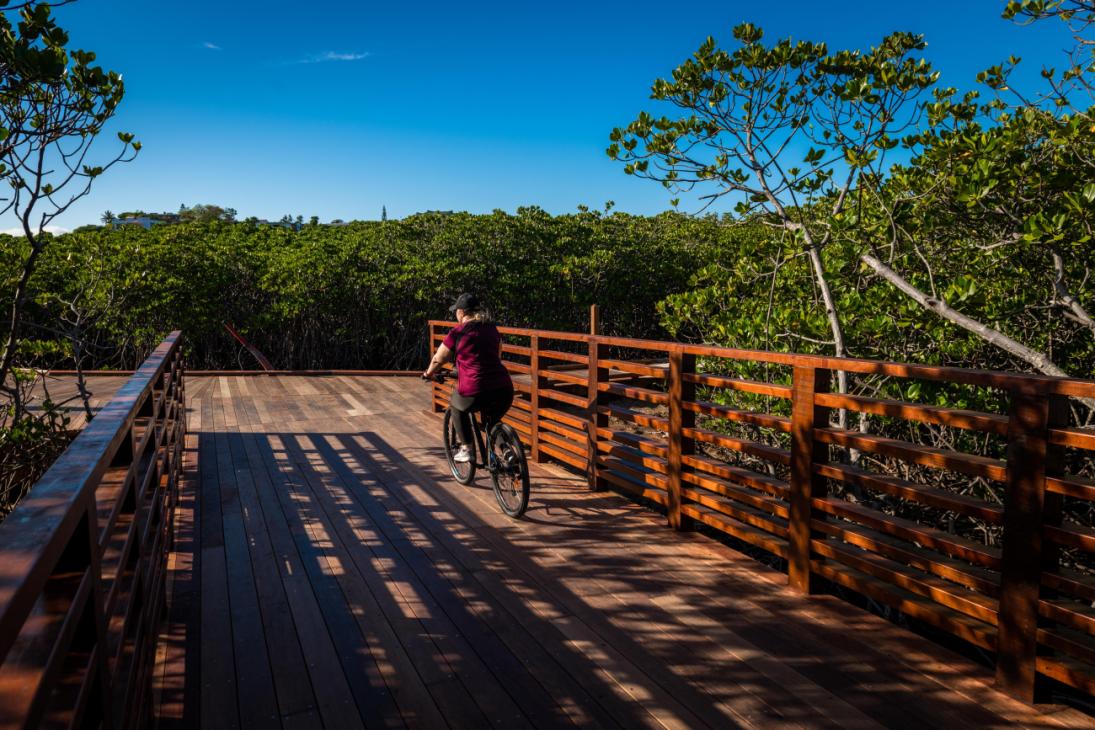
[252,430,405,728]
[388,412,901,727]
[251,385,635,726]
[373,412,796,729]
[440,442,1043,729]
[337,466,626,728]
[295,431,603,729]
[343,411,739,728]
[278,433,518,729]
[219,393,323,727]
[198,388,239,730]
[212,390,281,729]
[444,457,1007,730]
[152,375,1093,730]
[338,417,628,730]
[24,374,130,430]
[392,393,1095,729]
[234,427,368,730]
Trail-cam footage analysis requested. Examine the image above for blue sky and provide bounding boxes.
[18,0,1077,229]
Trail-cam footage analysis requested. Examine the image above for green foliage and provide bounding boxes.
[606,23,936,219]
[0,3,133,194]
[2,210,731,370]
[177,203,236,223]
[610,10,1095,384]
[0,367,71,518]
[0,0,137,420]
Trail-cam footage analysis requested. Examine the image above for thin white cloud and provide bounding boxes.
[1,225,69,236]
[203,41,221,50]
[293,51,370,64]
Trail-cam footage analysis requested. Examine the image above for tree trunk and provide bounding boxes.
[804,242,849,429]
[72,339,94,423]
[861,253,1071,377]
[0,238,44,415]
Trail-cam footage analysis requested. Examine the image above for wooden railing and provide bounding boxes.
[429,320,1095,703]
[0,333,185,729]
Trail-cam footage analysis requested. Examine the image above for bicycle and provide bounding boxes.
[424,372,531,518]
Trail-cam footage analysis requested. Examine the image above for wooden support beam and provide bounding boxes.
[530,335,544,463]
[429,323,444,413]
[788,366,831,594]
[995,390,1068,702]
[667,350,695,530]
[587,338,607,491]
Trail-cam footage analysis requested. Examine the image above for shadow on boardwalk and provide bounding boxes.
[152,376,1089,729]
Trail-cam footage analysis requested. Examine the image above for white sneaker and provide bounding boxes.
[453,445,472,463]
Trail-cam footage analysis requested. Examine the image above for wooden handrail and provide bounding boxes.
[428,319,1095,397]
[0,332,185,728]
[427,318,1095,704]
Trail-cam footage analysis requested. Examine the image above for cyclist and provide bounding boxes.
[423,293,514,463]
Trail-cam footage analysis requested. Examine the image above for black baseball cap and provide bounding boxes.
[448,292,480,313]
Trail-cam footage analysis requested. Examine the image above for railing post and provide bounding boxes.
[995,389,1067,703]
[788,366,831,594]
[429,323,443,413]
[667,348,695,530]
[587,337,607,491]
[530,334,544,463]
[590,304,600,336]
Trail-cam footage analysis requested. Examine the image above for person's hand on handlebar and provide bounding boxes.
[424,337,453,382]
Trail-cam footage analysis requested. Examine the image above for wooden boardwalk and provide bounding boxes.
[151,375,1092,729]
[26,372,131,429]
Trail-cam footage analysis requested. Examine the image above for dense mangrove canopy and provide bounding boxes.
[2,206,1091,382]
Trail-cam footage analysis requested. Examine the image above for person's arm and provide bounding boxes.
[423,343,452,379]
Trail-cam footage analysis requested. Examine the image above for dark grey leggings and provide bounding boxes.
[450,386,514,444]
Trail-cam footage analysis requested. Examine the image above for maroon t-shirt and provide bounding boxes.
[443,321,513,397]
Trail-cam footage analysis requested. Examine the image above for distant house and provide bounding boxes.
[254,219,302,231]
[110,212,180,229]
[110,216,159,230]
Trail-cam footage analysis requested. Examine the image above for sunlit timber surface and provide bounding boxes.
[3,320,1095,726]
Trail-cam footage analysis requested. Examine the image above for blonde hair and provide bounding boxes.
[466,308,492,324]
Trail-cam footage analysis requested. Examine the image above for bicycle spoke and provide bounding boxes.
[488,425,530,518]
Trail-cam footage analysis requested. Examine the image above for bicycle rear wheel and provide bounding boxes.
[443,408,476,484]
[489,424,530,518]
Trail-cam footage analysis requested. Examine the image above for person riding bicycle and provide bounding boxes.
[423,293,514,463]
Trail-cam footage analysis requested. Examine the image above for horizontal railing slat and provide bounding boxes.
[0,333,180,653]
[683,372,793,399]
[0,331,185,729]
[814,427,1008,482]
[426,316,1095,702]
[816,462,1005,523]
[815,392,1009,435]
[428,319,1095,396]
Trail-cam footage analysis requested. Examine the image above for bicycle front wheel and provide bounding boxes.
[443,408,476,484]
[489,424,530,518]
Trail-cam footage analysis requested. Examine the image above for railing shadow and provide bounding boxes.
[343,429,1049,729]
[154,415,1074,728]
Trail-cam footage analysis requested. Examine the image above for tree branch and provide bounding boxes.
[861,253,1073,377]
[1052,248,1095,336]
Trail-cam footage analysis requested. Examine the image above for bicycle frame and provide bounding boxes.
[459,409,499,471]
[427,372,501,472]
[431,372,531,518]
